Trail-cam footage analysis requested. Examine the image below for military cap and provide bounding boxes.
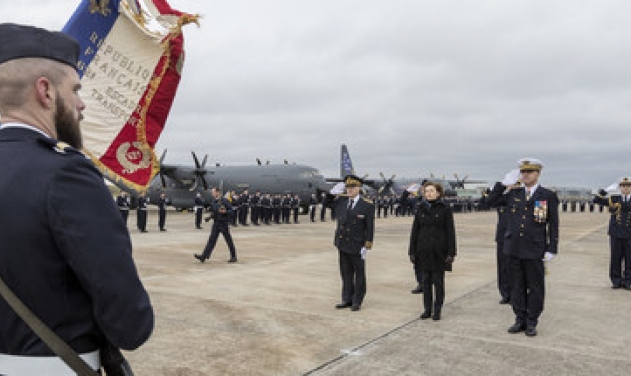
[344,174,363,187]
[619,177,631,186]
[518,157,544,172]
[0,23,79,69]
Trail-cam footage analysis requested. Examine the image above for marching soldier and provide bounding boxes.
[116,191,131,225]
[137,191,149,233]
[195,187,237,263]
[593,178,631,289]
[332,175,375,312]
[486,158,559,337]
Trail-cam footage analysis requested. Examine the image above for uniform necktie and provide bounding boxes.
[526,188,531,201]
[348,200,355,210]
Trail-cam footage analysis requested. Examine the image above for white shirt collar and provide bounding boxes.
[0,122,51,138]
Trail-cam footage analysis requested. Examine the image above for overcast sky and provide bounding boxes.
[2,1,630,189]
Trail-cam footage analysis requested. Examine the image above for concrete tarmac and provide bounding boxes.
[122,210,631,375]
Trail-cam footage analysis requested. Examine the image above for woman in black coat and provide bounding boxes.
[408,182,457,320]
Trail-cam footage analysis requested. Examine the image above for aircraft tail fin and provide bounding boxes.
[340,144,356,178]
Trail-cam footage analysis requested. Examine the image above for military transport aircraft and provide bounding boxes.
[336,144,464,197]
[142,151,331,210]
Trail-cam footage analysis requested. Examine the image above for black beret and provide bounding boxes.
[0,23,79,69]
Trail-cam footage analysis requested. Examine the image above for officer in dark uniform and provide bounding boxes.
[292,194,301,223]
[309,193,318,222]
[0,23,153,373]
[157,192,170,231]
[238,189,250,226]
[261,193,272,225]
[319,192,328,221]
[116,191,131,224]
[137,191,149,233]
[195,187,238,263]
[332,175,375,311]
[281,194,292,224]
[593,178,631,289]
[486,158,559,337]
[272,194,282,224]
[250,191,261,225]
[194,192,205,229]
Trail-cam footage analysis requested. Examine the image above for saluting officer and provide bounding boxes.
[486,158,559,337]
[195,187,238,263]
[0,23,153,373]
[333,175,375,312]
[116,191,131,225]
[137,191,149,233]
[593,178,631,289]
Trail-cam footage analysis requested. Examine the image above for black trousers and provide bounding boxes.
[251,207,260,224]
[310,205,316,221]
[195,208,203,228]
[137,210,147,231]
[413,259,423,286]
[497,240,511,300]
[509,257,545,327]
[422,271,444,314]
[293,208,299,223]
[158,209,166,230]
[119,209,129,225]
[610,237,631,285]
[338,251,366,307]
[201,222,236,260]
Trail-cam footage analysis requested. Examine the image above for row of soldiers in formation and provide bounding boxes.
[115,189,606,233]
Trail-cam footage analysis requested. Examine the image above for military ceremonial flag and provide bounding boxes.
[63,0,198,190]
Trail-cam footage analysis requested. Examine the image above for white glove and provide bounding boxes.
[543,252,555,262]
[406,183,420,193]
[360,247,369,260]
[330,182,346,195]
[501,169,520,186]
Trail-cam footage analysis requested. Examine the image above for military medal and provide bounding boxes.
[534,200,548,223]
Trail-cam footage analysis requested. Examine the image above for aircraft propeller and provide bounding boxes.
[453,173,469,189]
[190,151,210,191]
[378,172,397,195]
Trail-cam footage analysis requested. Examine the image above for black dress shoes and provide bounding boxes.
[351,305,361,311]
[623,284,631,290]
[432,310,441,321]
[499,297,510,304]
[335,302,352,309]
[612,283,622,289]
[507,322,526,333]
[420,311,432,320]
[525,326,537,337]
[194,254,205,263]
[228,258,237,263]
[411,285,423,294]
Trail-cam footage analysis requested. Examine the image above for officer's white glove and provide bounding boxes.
[360,247,369,260]
[330,182,346,195]
[501,169,520,186]
[406,183,421,193]
[543,252,555,262]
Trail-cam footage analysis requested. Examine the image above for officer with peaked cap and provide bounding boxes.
[0,23,153,374]
[486,158,559,337]
[593,177,631,289]
[332,174,375,311]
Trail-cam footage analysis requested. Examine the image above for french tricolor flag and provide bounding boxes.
[63,0,198,191]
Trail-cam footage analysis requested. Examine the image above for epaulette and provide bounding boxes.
[37,138,82,155]
[361,197,374,204]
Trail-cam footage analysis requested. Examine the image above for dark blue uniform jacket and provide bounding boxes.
[0,127,153,356]
[486,182,559,259]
